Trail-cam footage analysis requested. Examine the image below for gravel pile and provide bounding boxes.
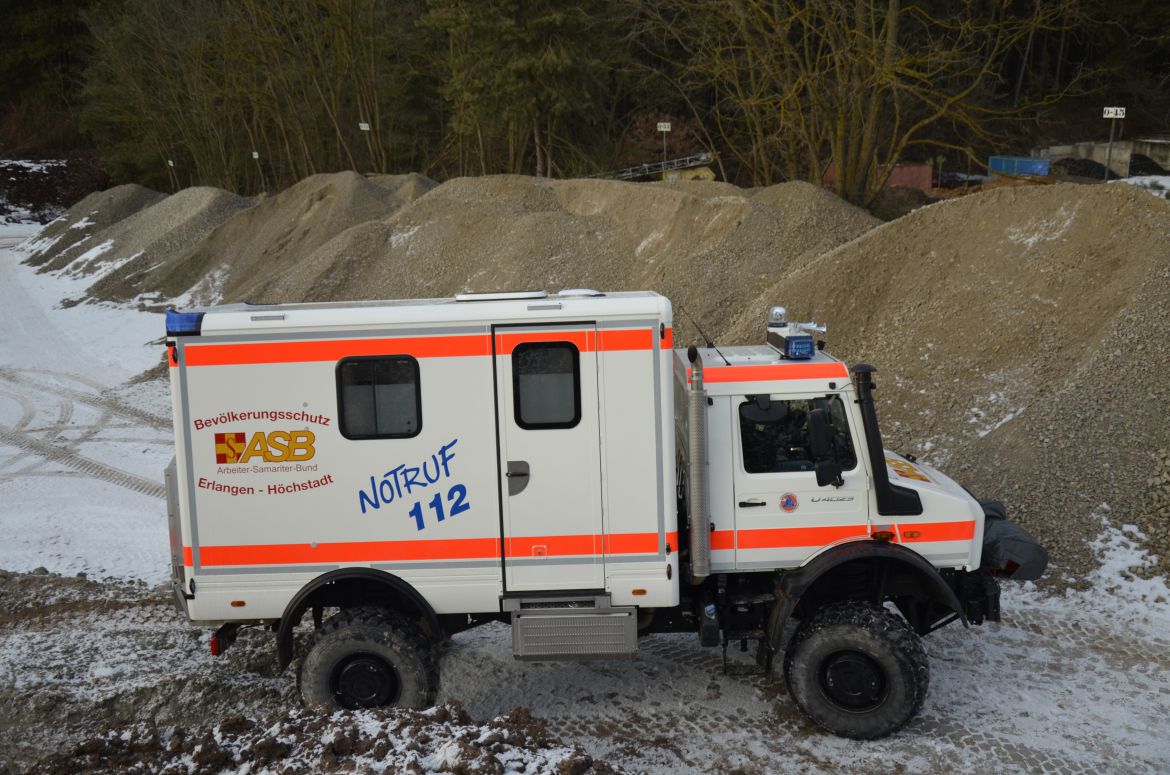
[22,184,165,269]
[726,182,1170,579]
[132,171,417,308]
[230,175,877,345]
[1128,154,1168,177]
[24,171,1170,579]
[1051,157,1117,180]
[76,187,254,307]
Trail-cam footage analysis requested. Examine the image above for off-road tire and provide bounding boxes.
[298,606,436,710]
[784,601,928,739]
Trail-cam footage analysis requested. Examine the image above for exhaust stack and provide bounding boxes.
[687,346,711,583]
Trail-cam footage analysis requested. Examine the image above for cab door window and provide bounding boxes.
[738,396,857,474]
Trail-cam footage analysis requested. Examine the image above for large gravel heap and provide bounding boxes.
[23,172,1170,580]
[23,184,165,270]
[233,175,878,345]
[726,182,1170,578]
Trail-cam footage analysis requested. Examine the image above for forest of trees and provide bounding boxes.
[1,0,1168,205]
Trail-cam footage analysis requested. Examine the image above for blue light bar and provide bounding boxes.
[785,334,814,360]
[166,309,205,336]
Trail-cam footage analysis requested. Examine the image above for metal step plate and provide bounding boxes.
[512,607,637,661]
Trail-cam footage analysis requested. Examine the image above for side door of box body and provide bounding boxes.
[494,324,605,591]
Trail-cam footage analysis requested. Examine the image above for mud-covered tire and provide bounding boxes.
[784,601,928,739]
[298,606,436,710]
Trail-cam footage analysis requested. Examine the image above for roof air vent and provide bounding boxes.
[454,290,548,302]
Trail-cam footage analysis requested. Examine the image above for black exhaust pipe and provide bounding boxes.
[852,364,923,516]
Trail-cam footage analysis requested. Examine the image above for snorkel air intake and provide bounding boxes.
[851,364,923,516]
[687,346,711,583]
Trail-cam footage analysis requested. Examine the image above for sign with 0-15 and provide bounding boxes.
[657,122,671,132]
[1103,107,1126,119]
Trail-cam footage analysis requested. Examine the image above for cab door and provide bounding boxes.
[494,325,605,591]
[731,394,869,568]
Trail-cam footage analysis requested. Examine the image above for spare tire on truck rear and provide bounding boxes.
[784,601,928,739]
[299,606,435,710]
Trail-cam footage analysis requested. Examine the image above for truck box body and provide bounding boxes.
[167,292,678,622]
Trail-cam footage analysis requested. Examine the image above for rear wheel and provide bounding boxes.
[784,601,928,739]
[298,606,435,710]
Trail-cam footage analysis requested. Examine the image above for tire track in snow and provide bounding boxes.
[0,367,170,431]
[0,425,165,499]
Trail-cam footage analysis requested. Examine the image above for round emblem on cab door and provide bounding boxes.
[780,493,799,512]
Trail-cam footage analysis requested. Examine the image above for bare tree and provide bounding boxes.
[635,0,1078,203]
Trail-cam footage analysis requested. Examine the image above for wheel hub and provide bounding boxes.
[818,650,887,712]
[333,654,399,709]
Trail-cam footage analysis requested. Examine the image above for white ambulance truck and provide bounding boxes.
[164,290,1045,739]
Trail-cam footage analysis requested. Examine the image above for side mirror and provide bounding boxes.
[808,408,832,460]
[816,459,844,488]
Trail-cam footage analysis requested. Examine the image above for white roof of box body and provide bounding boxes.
[186,291,671,337]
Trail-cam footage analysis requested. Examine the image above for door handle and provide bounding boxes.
[738,500,766,508]
[506,460,530,495]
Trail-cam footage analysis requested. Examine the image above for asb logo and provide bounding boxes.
[780,493,799,513]
[214,431,316,464]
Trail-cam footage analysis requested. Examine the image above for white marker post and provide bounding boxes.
[657,122,671,165]
[1102,106,1125,181]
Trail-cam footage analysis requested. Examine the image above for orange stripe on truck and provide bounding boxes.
[199,536,501,566]
[185,329,662,366]
[186,334,491,366]
[737,525,869,549]
[184,530,675,567]
[181,522,974,567]
[898,520,976,543]
[495,330,593,355]
[701,363,850,383]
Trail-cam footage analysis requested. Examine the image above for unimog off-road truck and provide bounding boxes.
[164,291,1046,738]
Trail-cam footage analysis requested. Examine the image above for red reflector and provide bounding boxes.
[210,632,221,656]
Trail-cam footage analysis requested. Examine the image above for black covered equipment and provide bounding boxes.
[978,499,1048,581]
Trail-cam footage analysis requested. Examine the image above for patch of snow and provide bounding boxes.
[636,231,663,256]
[1118,175,1170,200]
[1005,202,1077,248]
[388,224,421,248]
[65,239,114,272]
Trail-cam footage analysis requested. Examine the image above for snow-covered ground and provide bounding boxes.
[0,222,172,582]
[1118,174,1170,200]
[1,223,1169,773]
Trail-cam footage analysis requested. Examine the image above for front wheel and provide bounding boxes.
[299,606,435,710]
[784,601,928,739]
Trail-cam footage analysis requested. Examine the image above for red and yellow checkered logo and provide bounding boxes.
[215,432,247,464]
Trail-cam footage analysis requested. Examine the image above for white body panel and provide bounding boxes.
[168,293,678,622]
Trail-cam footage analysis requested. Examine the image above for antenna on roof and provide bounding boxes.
[679,306,729,365]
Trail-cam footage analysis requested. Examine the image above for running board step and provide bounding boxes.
[510,606,637,661]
